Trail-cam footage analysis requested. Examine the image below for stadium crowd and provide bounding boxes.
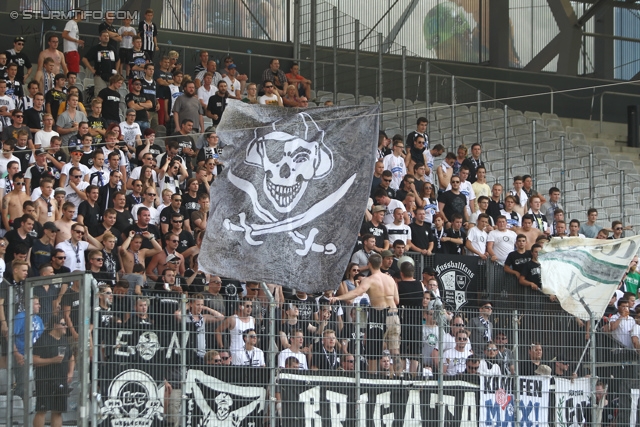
[0,9,631,426]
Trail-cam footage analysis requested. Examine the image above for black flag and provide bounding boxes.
[199,102,379,293]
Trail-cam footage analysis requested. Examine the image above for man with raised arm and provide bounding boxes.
[331,253,399,373]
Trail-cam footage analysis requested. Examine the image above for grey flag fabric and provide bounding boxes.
[199,101,379,293]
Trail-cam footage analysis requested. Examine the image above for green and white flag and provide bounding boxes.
[540,235,640,320]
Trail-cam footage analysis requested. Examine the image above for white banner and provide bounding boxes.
[480,375,550,426]
[554,377,591,427]
[540,236,640,320]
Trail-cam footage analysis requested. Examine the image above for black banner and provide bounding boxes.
[434,254,480,310]
[280,372,479,426]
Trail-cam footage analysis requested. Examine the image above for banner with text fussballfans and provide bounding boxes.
[540,235,640,320]
[199,102,379,293]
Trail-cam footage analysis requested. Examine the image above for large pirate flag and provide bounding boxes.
[199,102,379,293]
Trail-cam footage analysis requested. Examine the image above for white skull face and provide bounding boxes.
[215,393,232,420]
[136,332,160,361]
[261,132,320,213]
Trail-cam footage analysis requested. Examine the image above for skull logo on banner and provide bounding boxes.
[225,112,355,256]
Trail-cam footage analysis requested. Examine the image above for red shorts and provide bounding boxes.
[65,51,80,73]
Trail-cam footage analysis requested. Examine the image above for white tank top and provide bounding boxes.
[229,315,255,352]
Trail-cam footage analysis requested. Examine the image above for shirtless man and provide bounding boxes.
[436,152,456,193]
[120,230,162,274]
[53,201,76,244]
[146,232,185,281]
[2,173,30,230]
[331,253,400,373]
[512,214,543,250]
[37,34,68,76]
[34,177,60,225]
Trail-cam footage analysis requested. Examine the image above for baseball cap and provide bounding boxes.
[43,222,60,232]
[14,37,25,43]
[69,146,82,154]
[371,205,385,214]
[422,266,436,275]
[34,148,47,156]
[381,250,393,258]
[54,187,66,195]
[227,64,237,69]
[166,254,180,264]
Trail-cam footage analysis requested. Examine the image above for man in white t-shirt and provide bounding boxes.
[119,108,142,148]
[56,223,102,272]
[222,64,241,99]
[61,10,84,74]
[64,166,90,216]
[34,113,59,149]
[383,139,407,191]
[486,215,518,264]
[197,72,217,109]
[277,329,309,369]
[0,80,16,133]
[385,207,412,246]
[373,190,407,225]
[443,329,472,376]
[259,81,282,106]
[466,213,489,258]
[0,139,21,176]
[603,299,635,349]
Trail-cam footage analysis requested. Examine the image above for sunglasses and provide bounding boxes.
[264,85,274,88]
[72,175,83,178]
[146,193,156,196]
[453,323,465,327]
[55,256,66,260]
[221,356,230,360]
[210,280,222,284]
[14,182,24,185]
[93,258,103,261]
[73,230,85,235]
[14,115,23,118]
[172,220,183,223]
[169,239,179,243]
[59,322,67,326]
[213,359,222,363]
[457,337,468,341]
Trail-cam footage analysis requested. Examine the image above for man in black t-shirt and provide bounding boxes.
[96,75,124,125]
[24,92,45,137]
[360,205,389,253]
[44,74,66,121]
[438,177,469,223]
[81,31,119,95]
[504,234,531,281]
[159,193,191,234]
[397,261,424,375]
[442,214,467,255]
[171,119,196,173]
[33,314,73,427]
[126,78,152,128]
[123,207,161,250]
[486,183,505,224]
[87,98,107,147]
[77,185,102,232]
[310,329,340,371]
[407,208,433,255]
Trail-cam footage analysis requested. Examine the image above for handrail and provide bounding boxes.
[444,74,555,114]
[600,91,640,132]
